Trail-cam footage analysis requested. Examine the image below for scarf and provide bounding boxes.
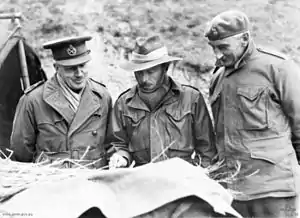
[138,75,171,111]
[56,73,84,113]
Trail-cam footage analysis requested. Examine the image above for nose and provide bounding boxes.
[213,48,223,59]
[74,66,84,76]
[140,71,149,82]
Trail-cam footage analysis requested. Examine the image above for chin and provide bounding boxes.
[70,81,86,90]
[70,84,84,92]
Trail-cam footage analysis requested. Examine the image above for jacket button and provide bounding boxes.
[92,130,98,136]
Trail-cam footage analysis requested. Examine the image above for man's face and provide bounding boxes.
[134,64,165,92]
[208,34,246,67]
[56,62,89,91]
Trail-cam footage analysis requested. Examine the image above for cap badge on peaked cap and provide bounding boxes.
[67,45,77,56]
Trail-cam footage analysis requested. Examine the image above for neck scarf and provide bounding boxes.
[56,73,84,113]
[138,75,171,111]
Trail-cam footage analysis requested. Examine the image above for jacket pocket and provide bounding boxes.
[237,86,268,130]
[80,109,104,132]
[248,136,294,170]
[38,116,66,133]
[124,110,146,126]
[123,110,146,139]
[165,107,192,128]
[165,107,193,151]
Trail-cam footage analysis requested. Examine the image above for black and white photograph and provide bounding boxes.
[0,0,299,217]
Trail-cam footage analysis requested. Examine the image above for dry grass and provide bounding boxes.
[0,148,107,203]
[148,120,244,192]
[0,142,244,203]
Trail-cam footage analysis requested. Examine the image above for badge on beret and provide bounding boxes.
[211,26,218,37]
[67,44,77,56]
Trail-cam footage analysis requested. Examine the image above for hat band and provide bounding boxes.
[55,50,91,61]
[131,46,168,63]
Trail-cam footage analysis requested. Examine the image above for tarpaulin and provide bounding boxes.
[0,158,241,218]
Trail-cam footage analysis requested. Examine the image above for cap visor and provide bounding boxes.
[120,55,182,72]
[55,54,91,66]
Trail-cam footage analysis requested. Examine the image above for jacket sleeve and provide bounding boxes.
[10,95,37,162]
[193,92,217,167]
[274,60,300,164]
[106,98,132,164]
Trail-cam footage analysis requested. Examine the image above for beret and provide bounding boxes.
[205,10,250,41]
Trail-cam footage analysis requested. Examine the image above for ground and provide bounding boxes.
[1,0,300,101]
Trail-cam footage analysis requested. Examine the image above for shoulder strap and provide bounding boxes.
[257,47,288,60]
[24,80,45,95]
[90,78,106,88]
[181,84,199,92]
[116,88,131,100]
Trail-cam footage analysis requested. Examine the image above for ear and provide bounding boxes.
[162,63,170,73]
[53,63,59,71]
[241,32,250,47]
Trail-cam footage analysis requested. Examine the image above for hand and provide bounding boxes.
[109,153,128,169]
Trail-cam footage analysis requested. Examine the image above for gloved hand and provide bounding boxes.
[109,153,128,169]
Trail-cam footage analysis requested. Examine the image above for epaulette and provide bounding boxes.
[182,84,199,92]
[117,88,131,100]
[212,66,221,74]
[257,47,288,60]
[24,80,45,95]
[90,78,106,88]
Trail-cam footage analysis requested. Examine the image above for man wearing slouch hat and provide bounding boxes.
[205,10,300,217]
[108,35,216,169]
[10,36,112,168]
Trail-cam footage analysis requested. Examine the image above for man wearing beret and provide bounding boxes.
[108,35,216,168]
[205,10,300,217]
[10,36,112,168]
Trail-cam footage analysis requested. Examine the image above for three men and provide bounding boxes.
[108,35,215,168]
[205,10,300,217]
[10,36,112,168]
[10,12,299,216]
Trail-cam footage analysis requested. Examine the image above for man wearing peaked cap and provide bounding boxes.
[108,35,216,171]
[43,36,92,67]
[10,36,112,169]
[205,10,300,217]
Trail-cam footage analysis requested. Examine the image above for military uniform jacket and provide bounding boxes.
[210,41,300,200]
[10,75,112,168]
[108,78,216,167]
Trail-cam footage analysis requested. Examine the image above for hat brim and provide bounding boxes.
[119,55,182,72]
[55,53,91,66]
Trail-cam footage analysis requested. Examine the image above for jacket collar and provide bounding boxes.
[43,75,74,124]
[43,74,101,135]
[88,79,103,99]
[68,79,102,136]
[234,40,256,69]
[125,77,182,111]
[209,41,257,105]
[225,40,256,77]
